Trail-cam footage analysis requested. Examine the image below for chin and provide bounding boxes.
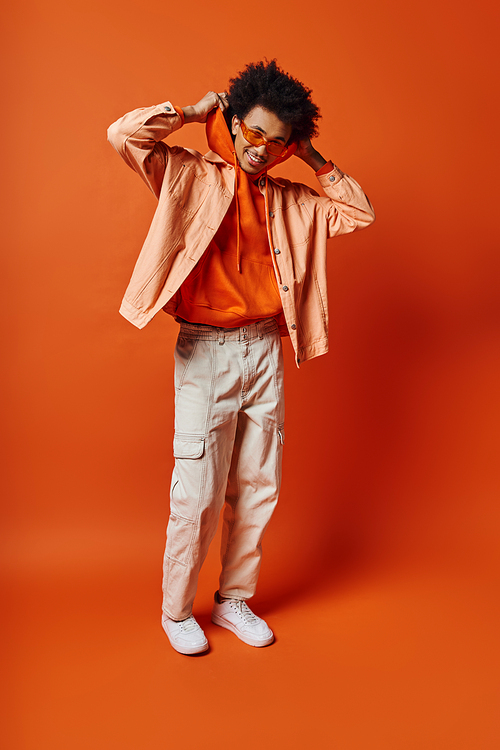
[240,164,260,175]
[241,149,269,173]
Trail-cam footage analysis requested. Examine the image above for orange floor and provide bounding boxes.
[3,0,499,747]
[4,522,499,750]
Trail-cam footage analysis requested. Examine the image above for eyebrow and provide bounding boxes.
[249,124,287,143]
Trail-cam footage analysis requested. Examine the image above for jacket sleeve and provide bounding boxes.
[107,102,184,199]
[314,163,375,238]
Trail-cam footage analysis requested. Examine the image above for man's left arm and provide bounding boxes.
[296,139,375,236]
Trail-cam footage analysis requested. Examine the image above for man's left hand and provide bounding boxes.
[295,138,327,172]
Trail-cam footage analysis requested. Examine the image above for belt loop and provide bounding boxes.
[258,320,264,339]
[218,329,225,345]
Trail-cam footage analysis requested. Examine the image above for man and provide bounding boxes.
[108,60,375,655]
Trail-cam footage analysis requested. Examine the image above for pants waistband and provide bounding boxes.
[177,317,278,342]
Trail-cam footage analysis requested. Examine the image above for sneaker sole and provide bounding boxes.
[167,639,209,655]
[211,613,275,647]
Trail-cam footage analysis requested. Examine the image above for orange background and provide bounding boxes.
[2,0,500,747]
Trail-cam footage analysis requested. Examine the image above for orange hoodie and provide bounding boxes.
[174,108,294,328]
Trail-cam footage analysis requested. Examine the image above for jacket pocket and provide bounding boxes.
[280,201,312,246]
[167,163,211,216]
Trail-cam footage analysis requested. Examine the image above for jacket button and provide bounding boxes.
[165,105,171,111]
[291,323,297,330]
[260,178,265,187]
[283,286,289,292]
[269,211,274,218]
[329,175,335,182]
[274,248,280,254]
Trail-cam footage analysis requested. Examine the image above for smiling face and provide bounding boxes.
[231,106,292,175]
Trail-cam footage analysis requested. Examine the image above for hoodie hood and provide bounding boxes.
[205,106,297,177]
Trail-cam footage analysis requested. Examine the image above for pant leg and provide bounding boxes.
[219,323,285,600]
[162,328,241,621]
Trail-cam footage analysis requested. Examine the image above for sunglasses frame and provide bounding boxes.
[239,119,289,158]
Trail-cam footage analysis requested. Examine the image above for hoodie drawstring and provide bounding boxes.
[232,151,241,273]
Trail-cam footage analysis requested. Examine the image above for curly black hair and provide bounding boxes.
[225,59,320,143]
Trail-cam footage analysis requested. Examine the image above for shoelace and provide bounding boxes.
[178,616,200,633]
[230,600,260,624]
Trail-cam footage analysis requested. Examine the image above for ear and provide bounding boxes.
[231,115,240,137]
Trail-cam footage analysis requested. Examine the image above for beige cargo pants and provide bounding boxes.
[162,318,285,621]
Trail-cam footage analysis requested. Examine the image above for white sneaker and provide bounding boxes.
[162,614,209,655]
[211,593,274,647]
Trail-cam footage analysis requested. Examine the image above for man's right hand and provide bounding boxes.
[182,91,228,124]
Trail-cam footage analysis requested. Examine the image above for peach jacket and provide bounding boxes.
[107,102,375,365]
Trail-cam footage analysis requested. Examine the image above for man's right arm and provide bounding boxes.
[107,92,228,198]
[107,102,184,198]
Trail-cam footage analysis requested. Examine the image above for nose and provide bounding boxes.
[254,143,267,157]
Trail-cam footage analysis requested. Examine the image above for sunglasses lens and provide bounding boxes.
[244,126,264,147]
[267,142,285,156]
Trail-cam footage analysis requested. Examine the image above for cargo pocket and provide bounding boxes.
[165,512,195,566]
[173,434,205,459]
[168,434,205,555]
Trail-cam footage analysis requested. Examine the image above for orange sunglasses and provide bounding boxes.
[239,119,289,157]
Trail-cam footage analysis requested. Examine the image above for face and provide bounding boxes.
[231,106,292,175]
